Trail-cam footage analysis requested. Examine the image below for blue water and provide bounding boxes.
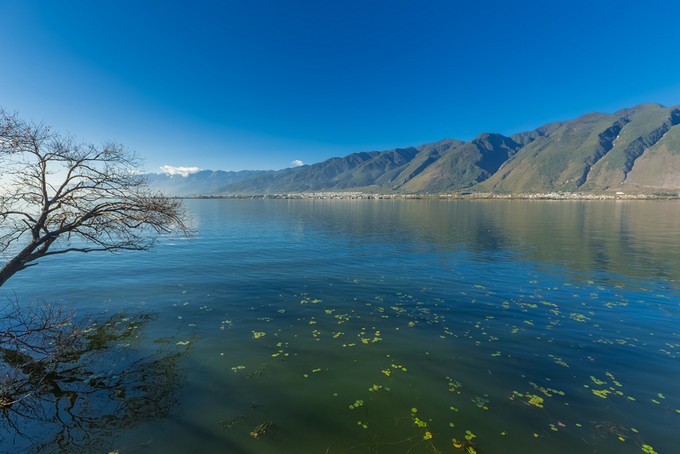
[2,199,679,453]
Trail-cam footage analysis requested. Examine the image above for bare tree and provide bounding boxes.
[0,109,190,287]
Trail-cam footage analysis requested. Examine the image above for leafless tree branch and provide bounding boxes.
[0,109,191,287]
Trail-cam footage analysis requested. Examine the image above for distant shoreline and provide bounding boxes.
[178,192,680,201]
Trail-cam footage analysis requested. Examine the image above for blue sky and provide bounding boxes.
[1,0,679,172]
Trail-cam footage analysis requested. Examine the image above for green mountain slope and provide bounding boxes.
[581,104,680,191]
[623,121,680,190]
[475,112,625,193]
[385,139,464,190]
[400,133,520,192]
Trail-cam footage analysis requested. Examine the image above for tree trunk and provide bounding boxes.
[0,257,29,287]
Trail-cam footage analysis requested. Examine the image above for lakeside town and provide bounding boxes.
[189,191,680,200]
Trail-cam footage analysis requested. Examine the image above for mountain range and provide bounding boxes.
[147,103,680,196]
[145,169,275,196]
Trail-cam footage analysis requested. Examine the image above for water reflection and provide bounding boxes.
[0,308,188,453]
[187,199,680,288]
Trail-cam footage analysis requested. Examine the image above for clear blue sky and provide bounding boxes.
[1,0,679,172]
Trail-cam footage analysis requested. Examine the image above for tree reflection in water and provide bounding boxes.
[0,303,189,453]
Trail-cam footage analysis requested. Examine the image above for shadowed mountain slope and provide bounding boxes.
[399,133,521,192]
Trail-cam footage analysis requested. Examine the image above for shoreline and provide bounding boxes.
[179,191,680,200]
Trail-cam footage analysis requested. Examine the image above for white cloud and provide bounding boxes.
[291,160,304,167]
[159,165,201,177]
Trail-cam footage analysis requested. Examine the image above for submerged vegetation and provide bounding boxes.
[179,272,676,453]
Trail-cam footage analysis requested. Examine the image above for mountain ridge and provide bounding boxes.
[147,103,680,196]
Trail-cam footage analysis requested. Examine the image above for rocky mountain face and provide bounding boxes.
[477,103,680,193]
[152,103,680,196]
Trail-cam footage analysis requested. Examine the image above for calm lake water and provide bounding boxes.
[2,199,680,453]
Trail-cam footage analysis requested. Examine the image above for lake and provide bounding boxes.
[2,199,679,453]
